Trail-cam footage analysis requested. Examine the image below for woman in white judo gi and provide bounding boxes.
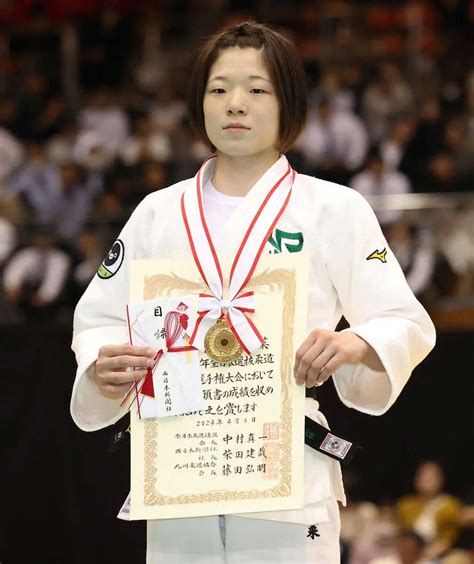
[71,21,436,563]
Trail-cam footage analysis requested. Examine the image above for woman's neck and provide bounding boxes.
[212,150,280,197]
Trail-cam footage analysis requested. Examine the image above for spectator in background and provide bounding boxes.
[385,223,436,301]
[397,532,434,564]
[132,160,168,207]
[0,197,18,322]
[3,227,70,320]
[0,96,23,139]
[368,531,425,564]
[47,119,78,166]
[309,66,355,113]
[397,461,461,562]
[73,130,114,172]
[350,149,411,226]
[98,168,135,220]
[295,97,368,183]
[348,503,400,564]
[16,69,65,141]
[362,63,415,144]
[133,10,168,94]
[340,61,365,114]
[149,82,186,135]
[0,192,26,229]
[119,111,172,167]
[51,163,103,242]
[454,487,474,562]
[0,214,16,266]
[79,87,129,157]
[424,151,465,193]
[340,470,399,564]
[443,118,474,186]
[412,98,445,162]
[97,160,168,217]
[72,229,104,295]
[79,6,133,90]
[0,126,24,186]
[168,116,210,183]
[435,208,474,297]
[380,117,416,174]
[8,150,102,242]
[406,98,445,186]
[7,140,58,222]
[465,79,474,143]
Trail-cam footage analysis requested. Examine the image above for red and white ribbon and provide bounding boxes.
[123,305,193,418]
[181,155,296,355]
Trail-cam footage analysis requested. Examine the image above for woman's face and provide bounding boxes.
[203,47,280,158]
[414,462,444,497]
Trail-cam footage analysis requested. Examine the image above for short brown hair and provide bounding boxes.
[188,21,308,154]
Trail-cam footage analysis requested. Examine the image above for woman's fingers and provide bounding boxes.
[305,348,337,387]
[105,355,155,370]
[99,343,156,358]
[101,382,136,399]
[295,332,325,384]
[101,369,148,386]
[93,343,158,399]
[295,329,359,388]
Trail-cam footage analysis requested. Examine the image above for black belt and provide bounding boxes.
[304,416,360,465]
[110,416,360,465]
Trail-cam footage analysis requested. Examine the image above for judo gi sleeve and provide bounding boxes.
[70,199,151,431]
[327,190,436,415]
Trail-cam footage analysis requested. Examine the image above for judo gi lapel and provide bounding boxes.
[198,154,293,256]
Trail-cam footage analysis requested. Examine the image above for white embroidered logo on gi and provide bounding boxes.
[320,433,352,460]
[97,239,125,279]
[366,248,387,263]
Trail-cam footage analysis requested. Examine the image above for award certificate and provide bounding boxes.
[129,252,308,520]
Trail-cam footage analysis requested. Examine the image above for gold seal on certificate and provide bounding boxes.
[204,317,243,363]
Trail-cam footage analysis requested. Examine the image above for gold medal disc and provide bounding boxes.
[204,318,243,363]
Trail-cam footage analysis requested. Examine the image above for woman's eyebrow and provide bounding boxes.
[208,75,271,83]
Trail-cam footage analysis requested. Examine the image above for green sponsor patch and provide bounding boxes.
[268,229,304,253]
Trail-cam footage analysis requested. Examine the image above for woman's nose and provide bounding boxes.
[226,91,247,114]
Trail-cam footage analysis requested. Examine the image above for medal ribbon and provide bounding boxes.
[181,156,296,354]
[123,307,194,418]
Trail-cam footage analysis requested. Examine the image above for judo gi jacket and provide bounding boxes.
[71,155,435,523]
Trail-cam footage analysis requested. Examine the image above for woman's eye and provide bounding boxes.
[211,88,226,94]
[251,88,266,94]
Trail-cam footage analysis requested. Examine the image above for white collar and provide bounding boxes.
[197,154,291,255]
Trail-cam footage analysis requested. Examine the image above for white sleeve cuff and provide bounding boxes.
[332,322,403,415]
[70,326,130,431]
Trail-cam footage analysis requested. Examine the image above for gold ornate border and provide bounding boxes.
[141,268,296,506]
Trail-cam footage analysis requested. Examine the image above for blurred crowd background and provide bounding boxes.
[0,1,473,563]
[340,460,474,563]
[1,0,474,326]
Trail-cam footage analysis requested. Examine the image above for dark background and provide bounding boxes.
[1,324,472,563]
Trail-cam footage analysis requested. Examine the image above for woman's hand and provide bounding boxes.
[294,329,384,388]
[92,343,157,399]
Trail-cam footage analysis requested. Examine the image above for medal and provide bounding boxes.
[204,318,243,363]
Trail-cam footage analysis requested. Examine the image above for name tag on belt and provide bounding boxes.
[304,416,359,465]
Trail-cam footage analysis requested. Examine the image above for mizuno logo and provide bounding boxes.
[268,229,304,254]
[366,248,387,263]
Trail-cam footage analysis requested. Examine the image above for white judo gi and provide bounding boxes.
[70,155,435,563]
